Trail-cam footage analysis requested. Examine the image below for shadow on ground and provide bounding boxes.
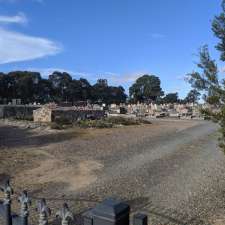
[0,125,82,149]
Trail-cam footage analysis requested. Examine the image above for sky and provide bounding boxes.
[0,0,224,98]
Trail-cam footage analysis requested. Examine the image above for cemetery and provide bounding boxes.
[1,0,225,224]
[0,100,203,124]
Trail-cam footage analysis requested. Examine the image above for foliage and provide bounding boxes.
[129,74,164,103]
[76,119,113,128]
[50,122,64,130]
[184,89,201,103]
[187,0,225,151]
[163,93,179,104]
[92,80,127,104]
[0,71,127,105]
[57,116,152,129]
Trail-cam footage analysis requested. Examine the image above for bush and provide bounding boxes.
[50,122,63,130]
[76,119,113,128]
[106,116,152,126]
[51,116,151,129]
[105,116,140,126]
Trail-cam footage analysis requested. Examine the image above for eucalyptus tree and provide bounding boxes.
[187,0,225,150]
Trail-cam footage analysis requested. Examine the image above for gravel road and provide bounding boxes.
[0,120,224,224]
[76,121,225,225]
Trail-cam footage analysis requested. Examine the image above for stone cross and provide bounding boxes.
[36,198,51,225]
[0,179,13,205]
[0,179,13,225]
[56,203,73,225]
[18,190,31,225]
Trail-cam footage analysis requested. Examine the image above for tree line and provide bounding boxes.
[0,71,199,105]
[0,71,127,104]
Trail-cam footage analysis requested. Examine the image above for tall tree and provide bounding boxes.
[129,74,164,103]
[0,71,127,105]
[49,71,72,102]
[185,89,201,103]
[187,0,225,150]
[163,92,179,104]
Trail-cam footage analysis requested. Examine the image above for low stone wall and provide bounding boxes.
[52,109,106,123]
[0,105,40,120]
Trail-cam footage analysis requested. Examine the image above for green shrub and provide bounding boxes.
[50,122,63,130]
[105,116,140,125]
[51,116,151,129]
[75,119,113,128]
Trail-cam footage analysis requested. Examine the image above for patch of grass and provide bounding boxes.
[106,116,140,126]
[50,122,64,130]
[51,116,152,129]
[76,119,113,128]
[75,116,151,128]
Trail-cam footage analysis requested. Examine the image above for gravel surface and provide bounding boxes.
[0,119,224,225]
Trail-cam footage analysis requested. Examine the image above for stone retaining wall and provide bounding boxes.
[33,106,106,123]
[52,109,105,123]
[0,105,40,120]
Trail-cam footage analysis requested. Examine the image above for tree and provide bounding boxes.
[49,71,72,102]
[0,71,127,105]
[163,92,179,104]
[187,0,225,150]
[185,89,201,103]
[91,79,127,104]
[129,74,164,103]
[6,71,42,104]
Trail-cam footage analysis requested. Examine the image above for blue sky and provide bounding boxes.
[0,0,223,98]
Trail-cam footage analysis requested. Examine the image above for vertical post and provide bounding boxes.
[0,180,13,225]
[4,203,11,225]
[56,203,73,225]
[133,213,148,225]
[83,213,93,225]
[18,191,31,225]
[36,198,51,225]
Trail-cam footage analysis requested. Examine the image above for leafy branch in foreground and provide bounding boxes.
[187,46,225,150]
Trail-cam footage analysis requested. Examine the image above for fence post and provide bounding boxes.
[56,203,73,225]
[83,213,93,225]
[18,191,31,225]
[133,213,148,225]
[36,198,51,225]
[0,179,13,225]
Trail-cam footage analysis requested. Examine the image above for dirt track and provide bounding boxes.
[0,119,224,224]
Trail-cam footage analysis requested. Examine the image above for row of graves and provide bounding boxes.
[0,99,202,122]
[108,103,202,119]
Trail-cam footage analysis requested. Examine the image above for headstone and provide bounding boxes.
[12,99,17,105]
[83,198,130,225]
[133,213,148,225]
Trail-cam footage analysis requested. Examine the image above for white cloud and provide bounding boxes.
[96,71,146,84]
[27,68,76,78]
[0,13,27,25]
[110,73,141,83]
[219,66,225,73]
[0,28,62,64]
[176,75,186,80]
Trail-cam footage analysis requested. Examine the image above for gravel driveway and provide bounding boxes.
[76,121,225,225]
[0,120,224,224]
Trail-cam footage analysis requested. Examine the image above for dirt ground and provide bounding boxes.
[0,119,223,225]
[0,119,198,192]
